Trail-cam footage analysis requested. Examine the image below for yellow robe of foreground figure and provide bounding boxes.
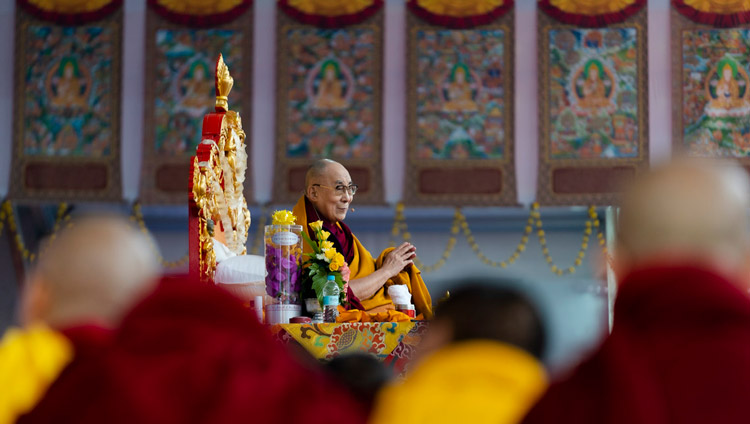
[293,196,433,319]
[0,325,73,424]
[370,341,547,424]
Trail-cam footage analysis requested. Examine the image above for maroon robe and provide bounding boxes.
[20,275,368,424]
[522,265,750,424]
[304,196,365,310]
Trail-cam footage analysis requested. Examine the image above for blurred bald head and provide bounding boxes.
[22,215,160,329]
[617,159,750,283]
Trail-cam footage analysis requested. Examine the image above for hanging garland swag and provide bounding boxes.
[278,0,383,27]
[18,0,122,24]
[673,0,750,27]
[538,0,646,27]
[147,0,252,27]
[407,0,513,29]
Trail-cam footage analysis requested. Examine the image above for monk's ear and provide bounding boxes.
[19,273,51,327]
[307,185,318,200]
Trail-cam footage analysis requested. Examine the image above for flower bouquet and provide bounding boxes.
[265,210,303,305]
[300,220,348,308]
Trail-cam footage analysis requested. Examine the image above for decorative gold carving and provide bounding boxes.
[192,155,216,283]
[215,53,234,112]
[193,53,251,282]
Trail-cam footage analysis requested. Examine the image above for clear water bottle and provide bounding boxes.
[322,274,340,323]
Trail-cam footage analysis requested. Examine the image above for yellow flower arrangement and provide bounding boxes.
[300,221,348,307]
[271,210,297,226]
[330,252,345,272]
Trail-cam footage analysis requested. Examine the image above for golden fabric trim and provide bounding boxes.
[415,0,505,17]
[25,0,113,13]
[154,0,243,16]
[284,0,376,17]
[549,0,638,15]
[682,0,750,13]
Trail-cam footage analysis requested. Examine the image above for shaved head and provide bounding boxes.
[305,158,339,189]
[617,158,750,283]
[304,158,354,222]
[22,215,160,329]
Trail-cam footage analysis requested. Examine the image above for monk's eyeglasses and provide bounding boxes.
[313,183,358,196]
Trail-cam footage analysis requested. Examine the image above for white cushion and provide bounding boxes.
[215,254,265,284]
[213,238,238,263]
[214,254,266,301]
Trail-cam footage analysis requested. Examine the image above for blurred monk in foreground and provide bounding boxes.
[21,274,367,424]
[293,159,432,318]
[371,281,547,424]
[1,216,160,424]
[522,159,750,424]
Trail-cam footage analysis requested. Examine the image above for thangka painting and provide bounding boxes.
[672,11,750,163]
[140,5,252,204]
[537,9,649,205]
[273,11,383,204]
[404,11,516,205]
[10,6,122,201]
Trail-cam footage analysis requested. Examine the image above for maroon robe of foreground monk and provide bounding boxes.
[522,265,750,424]
[20,276,367,424]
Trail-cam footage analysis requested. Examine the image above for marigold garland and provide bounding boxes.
[391,202,609,276]
[1,199,613,276]
[0,200,187,269]
[673,0,750,27]
[278,0,383,27]
[538,0,645,27]
[407,0,513,28]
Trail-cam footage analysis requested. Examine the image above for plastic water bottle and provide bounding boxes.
[323,274,340,323]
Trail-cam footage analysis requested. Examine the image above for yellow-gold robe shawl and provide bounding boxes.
[293,196,433,319]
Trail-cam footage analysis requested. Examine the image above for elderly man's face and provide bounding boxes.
[308,163,354,222]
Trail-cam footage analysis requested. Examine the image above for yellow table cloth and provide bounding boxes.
[271,322,428,374]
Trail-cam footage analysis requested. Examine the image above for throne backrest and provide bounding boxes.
[188,54,251,283]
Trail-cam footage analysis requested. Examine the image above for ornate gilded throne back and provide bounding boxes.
[189,54,251,283]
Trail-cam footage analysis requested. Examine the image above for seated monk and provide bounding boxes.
[292,159,433,318]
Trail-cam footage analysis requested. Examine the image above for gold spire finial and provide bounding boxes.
[215,53,234,112]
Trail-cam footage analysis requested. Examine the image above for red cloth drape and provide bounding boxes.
[538,0,646,27]
[277,0,382,27]
[672,0,750,27]
[17,0,122,25]
[407,0,513,29]
[147,0,252,27]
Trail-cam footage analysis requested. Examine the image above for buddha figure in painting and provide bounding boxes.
[50,60,87,109]
[712,63,742,110]
[181,62,214,110]
[292,159,433,318]
[579,62,610,109]
[313,61,349,110]
[443,65,479,113]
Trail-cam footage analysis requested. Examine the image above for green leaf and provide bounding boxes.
[300,230,320,254]
[311,272,328,306]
